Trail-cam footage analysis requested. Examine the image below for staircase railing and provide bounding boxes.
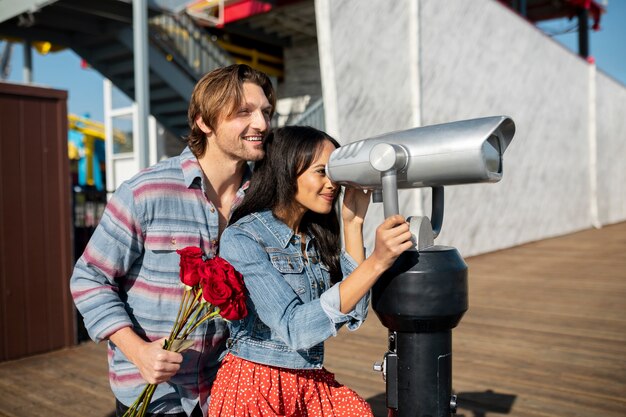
[284,97,325,131]
[148,10,322,130]
[149,11,233,79]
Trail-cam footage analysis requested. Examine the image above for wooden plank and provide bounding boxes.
[0,343,114,417]
[325,222,626,417]
[0,222,624,417]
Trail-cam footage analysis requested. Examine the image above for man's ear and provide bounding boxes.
[195,116,212,135]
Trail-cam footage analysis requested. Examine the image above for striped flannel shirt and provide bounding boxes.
[70,147,250,416]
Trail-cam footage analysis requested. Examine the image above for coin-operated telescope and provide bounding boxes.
[327,116,515,417]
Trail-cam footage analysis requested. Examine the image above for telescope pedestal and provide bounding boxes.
[373,247,468,417]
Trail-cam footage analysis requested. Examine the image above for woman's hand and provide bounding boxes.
[337,214,413,313]
[369,215,413,272]
[341,188,372,225]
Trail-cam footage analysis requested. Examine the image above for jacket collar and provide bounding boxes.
[253,209,299,249]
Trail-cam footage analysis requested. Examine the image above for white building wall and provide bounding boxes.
[316,0,425,251]
[316,0,626,257]
[596,71,626,225]
[419,0,591,255]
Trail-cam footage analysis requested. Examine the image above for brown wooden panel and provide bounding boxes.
[23,99,49,355]
[0,93,28,360]
[42,96,74,349]
[0,82,73,361]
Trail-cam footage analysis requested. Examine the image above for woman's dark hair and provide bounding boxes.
[231,125,343,284]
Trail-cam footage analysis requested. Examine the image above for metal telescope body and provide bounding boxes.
[326,116,515,417]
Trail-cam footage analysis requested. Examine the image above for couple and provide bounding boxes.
[70,64,412,417]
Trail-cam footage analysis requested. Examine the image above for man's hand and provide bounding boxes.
[109,328,183,384]
[134,338,183,384]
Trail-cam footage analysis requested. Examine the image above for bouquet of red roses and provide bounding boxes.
[122,247,247,417]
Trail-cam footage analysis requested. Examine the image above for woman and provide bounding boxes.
[209,126,413,416]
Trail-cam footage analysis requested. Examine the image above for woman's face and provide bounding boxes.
[293,140,338,216]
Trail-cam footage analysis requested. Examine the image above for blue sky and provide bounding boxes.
[4,1,625,123]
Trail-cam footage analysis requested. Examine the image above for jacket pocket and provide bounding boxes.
[269,252,306,295]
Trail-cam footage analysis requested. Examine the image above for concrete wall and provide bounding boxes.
[596,71,626,225]
[316,0,626,257]
[278,39,323,100]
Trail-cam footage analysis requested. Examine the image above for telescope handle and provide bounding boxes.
[431,186,444,239]
[382,170,400,218]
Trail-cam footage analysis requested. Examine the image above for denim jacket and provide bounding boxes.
[218,209,370,369]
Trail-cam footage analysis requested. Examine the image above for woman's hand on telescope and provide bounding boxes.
[370,215,413,272]
[341,187,371,225]
[338,215,413,313]
[341,187,372,264]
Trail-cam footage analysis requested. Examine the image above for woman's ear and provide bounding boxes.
[195,116,212,135]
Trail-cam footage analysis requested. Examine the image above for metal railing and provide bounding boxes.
[149,11,321,129]
[149,12,233,78]
[284,97,325,131]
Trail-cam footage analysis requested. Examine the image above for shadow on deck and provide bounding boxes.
[1,222,625,417]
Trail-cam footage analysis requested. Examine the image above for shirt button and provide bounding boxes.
[170,238,176,245]
[210,207,215,213]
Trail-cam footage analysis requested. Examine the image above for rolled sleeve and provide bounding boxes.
[319,250,370,331]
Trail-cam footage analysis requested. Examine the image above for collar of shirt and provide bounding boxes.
[179,147,253,192]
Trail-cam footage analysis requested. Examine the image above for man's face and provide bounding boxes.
[209,82,272,162]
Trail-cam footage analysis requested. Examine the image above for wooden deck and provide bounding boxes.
[1,222,625,417]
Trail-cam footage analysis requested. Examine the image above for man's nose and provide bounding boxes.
[251,109,269,131]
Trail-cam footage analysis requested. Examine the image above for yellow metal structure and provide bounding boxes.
[68,114,126,188]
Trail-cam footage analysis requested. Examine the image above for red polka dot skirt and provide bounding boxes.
[208,353,374,417]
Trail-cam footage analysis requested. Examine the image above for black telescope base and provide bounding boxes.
[385,330,454,417]
[372,246,467,417]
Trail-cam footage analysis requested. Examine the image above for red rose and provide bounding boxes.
[198,256,248,320]
[213,256,246,293]
[199,261,233,306]
[176,247,204,287]
[218,293,248,321]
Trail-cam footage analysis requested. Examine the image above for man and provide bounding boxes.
[70,64,275,416]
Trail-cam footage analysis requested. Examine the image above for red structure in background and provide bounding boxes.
[498,0,606,58]
[219,0,273,27]
[186,0,274,27]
